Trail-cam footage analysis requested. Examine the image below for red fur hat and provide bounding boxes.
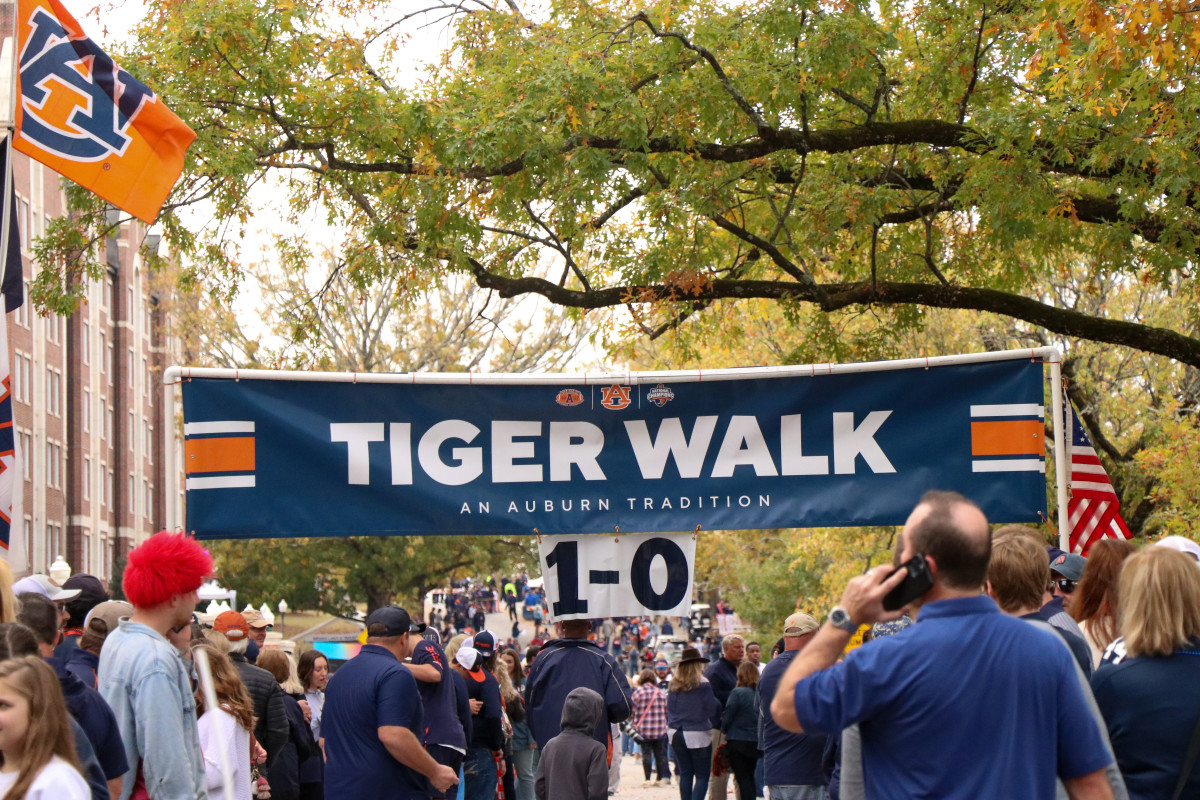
[122,531,213,609]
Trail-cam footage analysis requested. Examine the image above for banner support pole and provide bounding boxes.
[1048,351,1069,551]
[165,379,181,531]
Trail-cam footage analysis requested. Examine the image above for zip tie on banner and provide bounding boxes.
[924,353,930,370]
[352,372,357,384]
[234,369,239,381]
[694,524,701,541]
[533,528,541,544]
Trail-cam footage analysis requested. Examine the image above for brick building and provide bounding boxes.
[6,152,182,581]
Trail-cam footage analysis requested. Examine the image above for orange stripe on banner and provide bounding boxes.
[185,437,255,474]
[971,420,1043,457]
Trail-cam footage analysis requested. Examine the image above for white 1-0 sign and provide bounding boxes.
[537,533,696,621]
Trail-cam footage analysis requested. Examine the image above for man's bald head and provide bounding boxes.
[904,490,991,591]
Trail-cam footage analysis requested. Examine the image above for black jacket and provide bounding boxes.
[267,692,316,800]
[230,651,289,770]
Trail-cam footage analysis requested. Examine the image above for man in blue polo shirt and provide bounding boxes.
[770,491,1115,800]
[323,606,459,800]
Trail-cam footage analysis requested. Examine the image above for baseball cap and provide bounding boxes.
[456,645,481,671]
[365,606,425,638]
[242,609,271,629]
[214,610,250,641]
[63,574,109,609]
[783,611,819,637]
[13,574,80,603]
[471,630,496,657]
[84,600,133,635]
[1049,553,1086,581]
[1153,536,1200,562]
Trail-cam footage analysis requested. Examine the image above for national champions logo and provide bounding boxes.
[18,6,158,162]
[647,384,675,407]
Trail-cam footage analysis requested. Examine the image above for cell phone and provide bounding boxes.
[882,552,934,611]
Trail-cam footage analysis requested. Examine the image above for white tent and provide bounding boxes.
[197,580,237,612]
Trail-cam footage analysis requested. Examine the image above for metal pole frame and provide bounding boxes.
[164,346,1067,536]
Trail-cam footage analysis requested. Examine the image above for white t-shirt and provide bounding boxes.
[0,754,89,800]
[198,706,253,800]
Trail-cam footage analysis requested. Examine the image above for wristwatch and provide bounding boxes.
[829,607,858,633]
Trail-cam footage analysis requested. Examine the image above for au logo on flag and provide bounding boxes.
[13,0,196,223]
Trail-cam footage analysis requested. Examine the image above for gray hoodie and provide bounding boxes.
[535,687,609,800]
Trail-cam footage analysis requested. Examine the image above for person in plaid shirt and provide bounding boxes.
[632,669,671,785]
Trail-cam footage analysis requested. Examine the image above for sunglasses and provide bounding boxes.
[1055,579,1077,594]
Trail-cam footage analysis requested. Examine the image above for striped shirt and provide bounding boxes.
[632,684,668,739]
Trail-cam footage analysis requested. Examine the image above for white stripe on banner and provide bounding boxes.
[186,476,256,490]
[969,403,1045,418]
[1071,445,1098,458]
[1070,463,1107,475]
[183,421,255,436]
[972,459,1046,473]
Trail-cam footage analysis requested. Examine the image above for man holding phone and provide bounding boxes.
[769,490,1115,800]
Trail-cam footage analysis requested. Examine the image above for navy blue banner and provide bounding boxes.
[181,359,1048,539]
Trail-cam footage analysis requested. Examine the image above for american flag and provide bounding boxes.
[1065,393,1132,555]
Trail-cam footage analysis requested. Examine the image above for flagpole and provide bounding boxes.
[1048,351,1069,551]
[0,0,18,564]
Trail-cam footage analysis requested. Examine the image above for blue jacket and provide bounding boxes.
[705,657,739,709]
[720,685,758,742]
[66,647,100,688]
[525,637,633,750]
[99,620,208,800]
[667,682,720,732]
[50,656,130,782]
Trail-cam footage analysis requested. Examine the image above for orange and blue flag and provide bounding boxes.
[14,0,195,223]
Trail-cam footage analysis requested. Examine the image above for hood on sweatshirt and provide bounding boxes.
[559,686,604,737]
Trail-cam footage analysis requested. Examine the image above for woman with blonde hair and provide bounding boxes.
[193,641,257,800]
[666,648,720,800]
[1071,538,1137,667]
[0,561,17,624]
[0,655,88,799]
[1092,547,1200,799]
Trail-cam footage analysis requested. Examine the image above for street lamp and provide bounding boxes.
[278,599,289,636]
[49,556,71,585]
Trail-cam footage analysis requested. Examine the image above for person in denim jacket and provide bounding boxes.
[99,532,212,800]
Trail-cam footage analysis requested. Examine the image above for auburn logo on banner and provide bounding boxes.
[14,0,195,223]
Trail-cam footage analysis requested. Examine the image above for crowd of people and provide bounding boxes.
[0,492,1197,800]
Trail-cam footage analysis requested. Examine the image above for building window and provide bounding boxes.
[19,431,30,480]
[128,474,134,508]
[128,347,134,388]
[99,332,107,375]
[81,532,91,574]
[105,406,113,443]
[45,442,61,489]
[83,456,91,500]
[82,321,90,364]
[105,468,113,509]
[82,389,90,432]
[45,368,61,416]
[144,357,150,397]
[10,353,21,402]
[16,196,28,253]
[127,286,133,320]
[16,285,29,328]
[22,518,31,569]
[144,479,152,522]
[128,410,134,451]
